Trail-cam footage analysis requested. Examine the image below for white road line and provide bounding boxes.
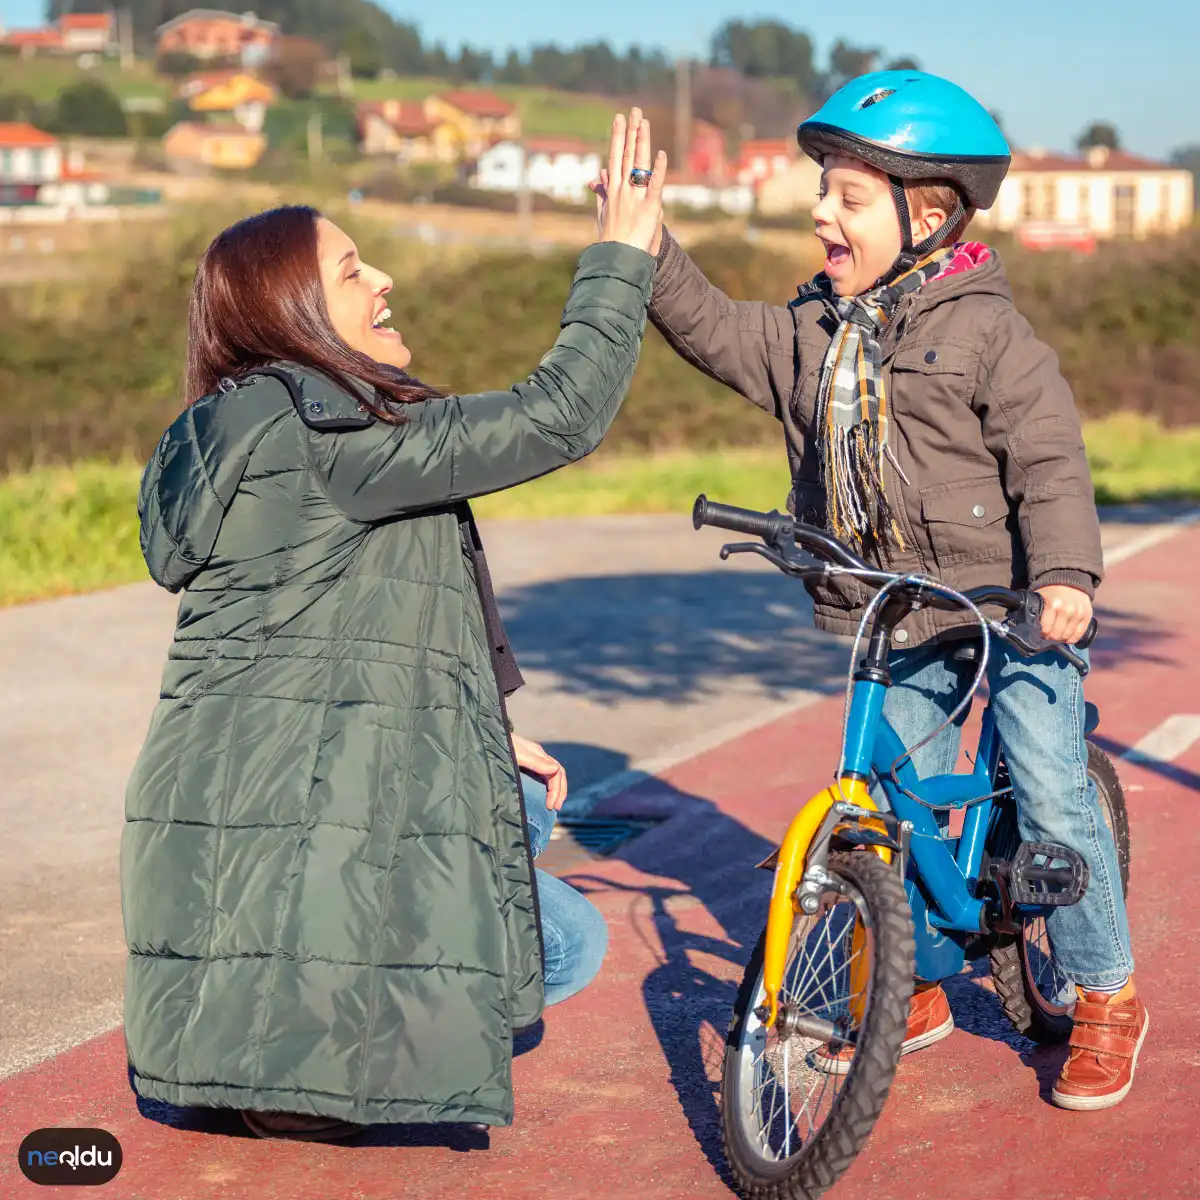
[1122,715,1200,766]
[565,689,830,817]
[1103,508,1200,567]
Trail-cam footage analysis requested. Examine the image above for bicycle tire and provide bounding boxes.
[990,740,1131,1044]
[721,851,914,1200]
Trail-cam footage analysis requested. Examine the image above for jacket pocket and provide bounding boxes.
[920,477,1012,570]
[888,344,972,414]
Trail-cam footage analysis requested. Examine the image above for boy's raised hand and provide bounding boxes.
[589,108,666,257]
[1036,584,1093,645]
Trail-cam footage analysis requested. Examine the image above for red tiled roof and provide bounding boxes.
[60,13,112,29]
[358,101,436,138]
[437,90,515,119]
[525,137,599,156]
[4,28,64,47]
[0,122,59,148]
[1011,148,1171,173]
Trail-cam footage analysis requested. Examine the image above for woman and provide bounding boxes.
[122,112,666,1140]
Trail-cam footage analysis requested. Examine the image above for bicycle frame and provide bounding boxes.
[761,674,1006,1025]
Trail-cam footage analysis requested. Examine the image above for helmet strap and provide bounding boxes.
[879,175,966,287]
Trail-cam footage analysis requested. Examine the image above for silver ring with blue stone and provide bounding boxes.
[629,168,653,188]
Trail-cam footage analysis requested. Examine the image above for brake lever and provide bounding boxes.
[997,592,1089,677]
[718,541,827,577]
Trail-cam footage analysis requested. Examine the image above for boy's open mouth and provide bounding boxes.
[822,242,851,272]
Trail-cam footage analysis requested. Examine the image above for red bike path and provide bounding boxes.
[4,528,1199,1199]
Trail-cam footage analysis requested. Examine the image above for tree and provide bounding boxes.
[264,36,327,100]
[48,80,127,137]
[341,25,381,79]
[1076,122,1120,152]
[884,56,920,71]
[155,51,202,78]
[0,91,39,122]
[822,40,879,98]
[710,19,819,101]
[1170,145,1200,209]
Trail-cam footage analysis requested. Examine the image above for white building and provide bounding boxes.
[975,146,1194,241]
[0,123,62,186]
[476,138,602,204]
[661,175,755,215]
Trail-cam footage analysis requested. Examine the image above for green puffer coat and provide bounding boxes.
[122,242,653,1126]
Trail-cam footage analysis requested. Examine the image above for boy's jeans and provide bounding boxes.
[520,772,609,1006]
[880,641,1133,989]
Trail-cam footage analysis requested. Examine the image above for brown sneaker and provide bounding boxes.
[1051,978,1149,1111]
[813,982,954,1075]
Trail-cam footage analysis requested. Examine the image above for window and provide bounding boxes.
[1022,179,1036,219]
[0,149,11,178]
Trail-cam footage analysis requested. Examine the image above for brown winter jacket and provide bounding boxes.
[649,230,1104,647]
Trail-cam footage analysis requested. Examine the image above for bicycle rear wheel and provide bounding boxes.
[720,851,914,1200]
[991,741,1131,1043]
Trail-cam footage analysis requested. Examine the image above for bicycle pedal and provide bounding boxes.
[1007,841,1089,907]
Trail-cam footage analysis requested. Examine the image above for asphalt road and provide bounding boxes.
[0,507,1191,1081]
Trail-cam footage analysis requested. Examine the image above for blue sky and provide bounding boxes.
[4,0,1195,157]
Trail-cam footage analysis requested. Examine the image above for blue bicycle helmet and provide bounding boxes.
[798,70,1010,279]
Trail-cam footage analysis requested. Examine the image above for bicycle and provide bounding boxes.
[691,496,1131,1200]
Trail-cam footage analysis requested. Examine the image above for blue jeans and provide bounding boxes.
[880,642,1133,989]
[520,772,609,1006]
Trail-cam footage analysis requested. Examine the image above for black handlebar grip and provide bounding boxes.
[1076,618,1098,650]
[692,495,790,540]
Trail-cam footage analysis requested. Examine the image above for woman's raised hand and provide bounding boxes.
[589,108,666,256]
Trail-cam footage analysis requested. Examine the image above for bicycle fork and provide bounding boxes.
[760,777,897,1029]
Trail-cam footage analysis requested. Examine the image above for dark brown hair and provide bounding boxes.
[905,180,976,245]
[185,204,439,417]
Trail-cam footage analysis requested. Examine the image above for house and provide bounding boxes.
[686,120,728,183]
[661,173,755,216]
[974,146,1195,242]
[735,138,797,188]
[179,70,277,133]
[156,9,279,65]
[756,156,823,217]
[476,138,601,203]
[59,12,115,54]
[1,11,114,55]
[424,91,520,159]
[0,123,63,190]
[3,28,64,55]
[356,100,455,162]
[163,121,266,170]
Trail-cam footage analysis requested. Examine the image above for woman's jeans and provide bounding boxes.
[520,772,609,1005]
[881,642,1134,990]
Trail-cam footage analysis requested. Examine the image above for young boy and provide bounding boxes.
[645,71,1145,1110]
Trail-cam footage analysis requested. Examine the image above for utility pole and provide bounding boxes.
[119,7,135,71]
[306,111,323,161]
[515,139,532,246]
[674,57,692,175]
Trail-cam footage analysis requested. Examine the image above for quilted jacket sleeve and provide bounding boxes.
[971,304,1104,595]
[312,241,653,523]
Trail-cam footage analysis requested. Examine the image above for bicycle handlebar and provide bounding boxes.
[693,494,1097,669]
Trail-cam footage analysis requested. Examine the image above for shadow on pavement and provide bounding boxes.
[501,570,848,705]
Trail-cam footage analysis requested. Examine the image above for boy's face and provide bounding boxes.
[812,156,904,297]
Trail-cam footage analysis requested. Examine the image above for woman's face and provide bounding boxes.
[316,218,411,370]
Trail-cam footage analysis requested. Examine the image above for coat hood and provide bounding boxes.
[138,374,293,592]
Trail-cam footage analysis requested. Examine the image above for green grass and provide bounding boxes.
[345,76,617,141]
[3,417,1198,608]
[0,56,168,104]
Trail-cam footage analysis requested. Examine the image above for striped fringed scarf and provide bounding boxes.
[801,250,954,559]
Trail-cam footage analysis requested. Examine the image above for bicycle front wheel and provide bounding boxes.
[720,851,914,1200]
